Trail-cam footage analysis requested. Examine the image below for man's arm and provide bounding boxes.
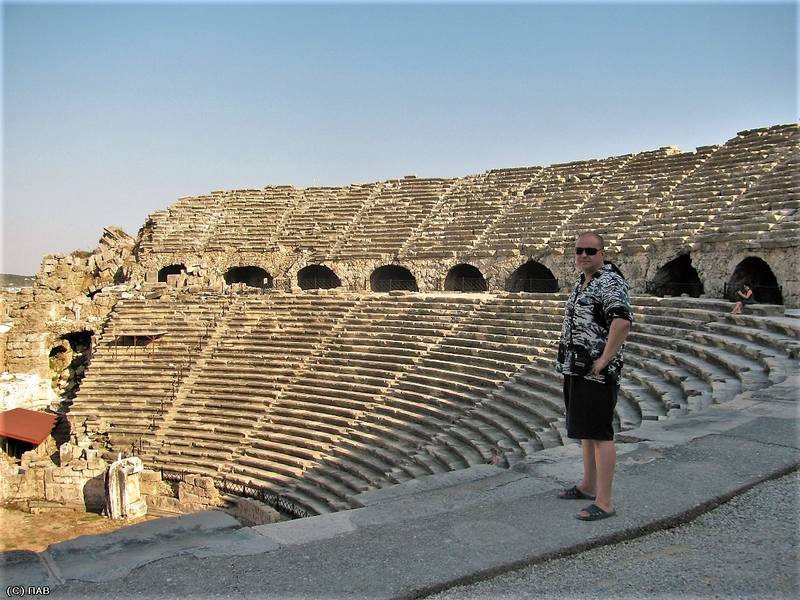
[591,317,631,376]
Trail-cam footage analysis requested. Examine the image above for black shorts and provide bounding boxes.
[563,375,618,441]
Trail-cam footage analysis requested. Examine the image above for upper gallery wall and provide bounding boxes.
[131,123,797,304]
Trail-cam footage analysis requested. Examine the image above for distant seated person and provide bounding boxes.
[731,284,755,315]
[487,447,508,468]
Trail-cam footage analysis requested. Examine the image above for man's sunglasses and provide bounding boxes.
[575,247,601,256]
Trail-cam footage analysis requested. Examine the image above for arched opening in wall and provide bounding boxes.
[158,264,185,283]
[648,254,703,297]
[48,345,69,390]
[444,264,487,292]
[113,266,128,285]
[727,257,782,304]
[370,265,418,292]
[225,266,272,289]
[49,331,93,441]
[506,261,559,293]
[298,265,342,290]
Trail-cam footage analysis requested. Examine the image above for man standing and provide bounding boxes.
[556,232,632,521]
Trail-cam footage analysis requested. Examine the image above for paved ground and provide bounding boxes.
[428,471,799,599]
[1,375,797,599]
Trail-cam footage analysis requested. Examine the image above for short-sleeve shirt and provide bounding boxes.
[556,264,633,383]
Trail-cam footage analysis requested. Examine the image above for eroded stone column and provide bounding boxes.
[105,456,148,519]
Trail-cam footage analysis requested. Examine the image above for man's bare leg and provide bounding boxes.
[578,439,597,496]
[579,440,615,516]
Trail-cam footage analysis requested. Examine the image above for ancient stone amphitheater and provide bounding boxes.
[3,122,798,518]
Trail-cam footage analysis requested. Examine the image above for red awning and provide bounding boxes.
[0,408,57,445]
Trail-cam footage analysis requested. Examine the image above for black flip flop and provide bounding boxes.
[576,503,616,521]
[558,485,596,500]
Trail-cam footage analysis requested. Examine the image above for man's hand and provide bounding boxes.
[591,356,610,376]
[591,317,631,376]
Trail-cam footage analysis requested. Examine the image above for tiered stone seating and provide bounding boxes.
[70,296,231,449]
[474,155,633,255]
[149,293,358,477]
[621,124,798,251]
[328,177,453,259]
[139,194,223,255]
[274,184,381,259]
[626,297,787,414]
[72,291,798,516]
[550,146,715,251]
[695,149,800,246]
[405,295,796,472]
[401,167,543,259]
[230,295,484,514]
[205,186,302,251]
[391,296,563,471]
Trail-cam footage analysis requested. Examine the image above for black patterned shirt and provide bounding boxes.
[556,264,633,383]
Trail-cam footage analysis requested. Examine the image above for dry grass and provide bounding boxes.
[0,506,156,552]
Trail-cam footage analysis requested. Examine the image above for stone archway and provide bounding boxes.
[728,256,782,304]
[649,254,703,297]
[444,264,487,292]
[158,264,185,283]
[298,265,342,290]
[370,265,418,292]
[224,266,272,289]
[49,331,94,405]
[506,261,559,293]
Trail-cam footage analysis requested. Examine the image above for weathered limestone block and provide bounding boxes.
[0,464,46,504]
[144,494,183,514]
[233,498,282,526]
[59,442,80,466]
[139,469,173,496]
[45,482,84,505]
[176,475,222,507]
[105,456,147,519]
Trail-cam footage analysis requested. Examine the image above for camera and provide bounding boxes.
[570,345,593,376]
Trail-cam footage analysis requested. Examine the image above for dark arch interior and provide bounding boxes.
[49,345,68,359]
[49,330,94,437]
[113,266,128,285]
[298,265,342,290]
[728,257,782,304]
[158,264,185,283]
[225,266,271,288]
[444,264,487,292]
[506,261,558,293]
[649,254,703,298]
[370,265,418,292]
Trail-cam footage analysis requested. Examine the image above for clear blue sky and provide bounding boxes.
[3,1,796,275]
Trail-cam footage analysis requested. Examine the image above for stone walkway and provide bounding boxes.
[429,471,799,599]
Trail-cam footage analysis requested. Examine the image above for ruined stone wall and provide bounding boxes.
[0,432,226,518]
[1,227,136,411]
[141,472,224,515]
[36,226,137,298]
[0,436,107,514]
